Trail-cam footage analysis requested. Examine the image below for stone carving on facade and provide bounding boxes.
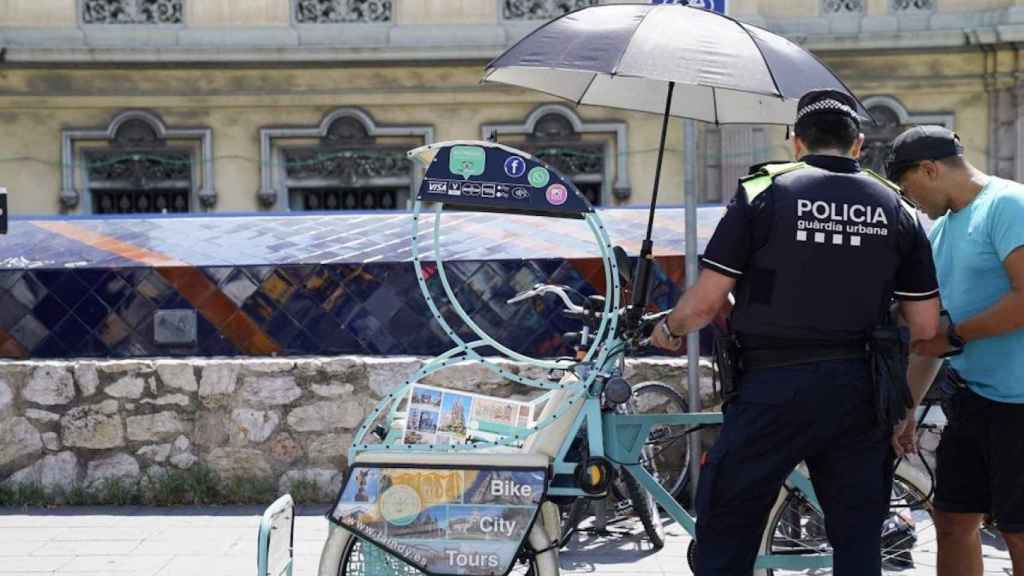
[892,0,934,11]
[503,0,598,20]
[81,0,183,24]
[822,0,863,13]
[294,0,392,23]
[282,149,409,183]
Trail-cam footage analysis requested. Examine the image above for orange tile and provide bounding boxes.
[198,291,238,329]
[246,331,280,356]
[0,331,28,358]
[221,312,255,350]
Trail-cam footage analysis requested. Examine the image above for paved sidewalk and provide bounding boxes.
[0,506,694,576]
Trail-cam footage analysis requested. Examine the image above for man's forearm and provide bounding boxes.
[665,290,721,336]
[957,290,1024,343]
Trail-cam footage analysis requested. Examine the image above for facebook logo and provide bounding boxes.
[504,156,527,178]
[650,0,727,13]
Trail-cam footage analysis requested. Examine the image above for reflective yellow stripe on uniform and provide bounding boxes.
[739,161,808,203]
[862,169,901,194]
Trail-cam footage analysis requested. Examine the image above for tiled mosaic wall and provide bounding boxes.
[0,209,723,360]
[0,258,689,360]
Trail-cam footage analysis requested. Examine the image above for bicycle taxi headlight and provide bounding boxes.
[603,376,632,406]
[575,457,613,496]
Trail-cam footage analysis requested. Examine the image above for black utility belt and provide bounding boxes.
[742,344,867,371]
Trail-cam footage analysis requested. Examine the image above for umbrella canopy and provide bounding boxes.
[484,3,870,126]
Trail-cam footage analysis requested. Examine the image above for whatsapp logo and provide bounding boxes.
[449,146,486,179]
[527,167,550,189]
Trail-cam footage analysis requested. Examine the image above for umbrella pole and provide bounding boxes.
[629,81,675,326]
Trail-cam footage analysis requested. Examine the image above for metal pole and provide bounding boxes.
[629,82,676,331]
[683,119,702,502]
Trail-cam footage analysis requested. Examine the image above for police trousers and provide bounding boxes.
[694,359,894,576]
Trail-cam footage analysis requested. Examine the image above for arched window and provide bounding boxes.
[61,111,214,214]
[259,108,433,211]
[482,104,630,205]
[859,96,955,176]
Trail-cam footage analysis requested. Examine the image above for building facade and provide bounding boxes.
[0,0,1022,216]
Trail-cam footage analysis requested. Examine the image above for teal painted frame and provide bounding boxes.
[256,494,295,576]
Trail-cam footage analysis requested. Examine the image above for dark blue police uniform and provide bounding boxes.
[693,92,939,575]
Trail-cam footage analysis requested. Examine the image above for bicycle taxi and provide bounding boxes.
[255,140,857,576]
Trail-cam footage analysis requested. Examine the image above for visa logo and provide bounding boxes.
[428,181,447,193]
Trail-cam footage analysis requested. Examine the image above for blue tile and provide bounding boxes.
[73,293,110,328]
[281,291,320,326]
[0,271,23,291]
[285,330,320,355]
[241,291,278,325]
[279,265,316,286]
[34,335,69,359]
[222,268,259,307]
[0,294,29,332]
[49,273,90,309]
[96,313,131,349]
[52,314,91,350]
[10,314,48,351]
[77,335,110,358]
[117,268,150,287]
[362,284,402,324]
[136,272,174,303]
[71,269,109,291]
[33,294,70,328]
[96,274,132,309]
[158,295,193,311]
[204,267,233,285]
[9,274,48,309]
[117,294,158,329]
[266,311,303,346]
[31,270,66,289]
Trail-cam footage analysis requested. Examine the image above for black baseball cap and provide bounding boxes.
[886,125,964,182]
[795,89,865,128]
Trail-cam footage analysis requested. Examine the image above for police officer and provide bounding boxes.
[651,89,941,575]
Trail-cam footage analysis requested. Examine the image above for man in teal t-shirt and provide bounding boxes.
[889,126,1024,576]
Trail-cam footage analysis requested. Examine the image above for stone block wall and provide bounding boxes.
[0,356,713,502]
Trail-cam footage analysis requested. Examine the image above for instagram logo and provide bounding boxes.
[546,184,568,206]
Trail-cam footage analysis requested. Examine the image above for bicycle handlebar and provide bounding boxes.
[507,284,585,314]
[508,283,670,340]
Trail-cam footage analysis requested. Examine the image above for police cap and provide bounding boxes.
[885,125,964,182]
[795,89,864,129]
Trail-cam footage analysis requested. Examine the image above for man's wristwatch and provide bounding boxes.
[659,319,682,341]
[947,322,965,350]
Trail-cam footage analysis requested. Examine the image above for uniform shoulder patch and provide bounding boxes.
[740,161,808,202]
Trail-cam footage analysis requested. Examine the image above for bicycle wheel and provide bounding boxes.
[622,466,666,551]
[338,535,541,576]
[609,382,691,503]
[759,460,953,575]
[627,381,692,501]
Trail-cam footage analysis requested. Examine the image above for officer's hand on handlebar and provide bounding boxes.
[649,315,683,352]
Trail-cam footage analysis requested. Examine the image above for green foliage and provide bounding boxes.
[0,464,298,507]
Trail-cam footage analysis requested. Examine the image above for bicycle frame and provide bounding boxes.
[544,340,832,571]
